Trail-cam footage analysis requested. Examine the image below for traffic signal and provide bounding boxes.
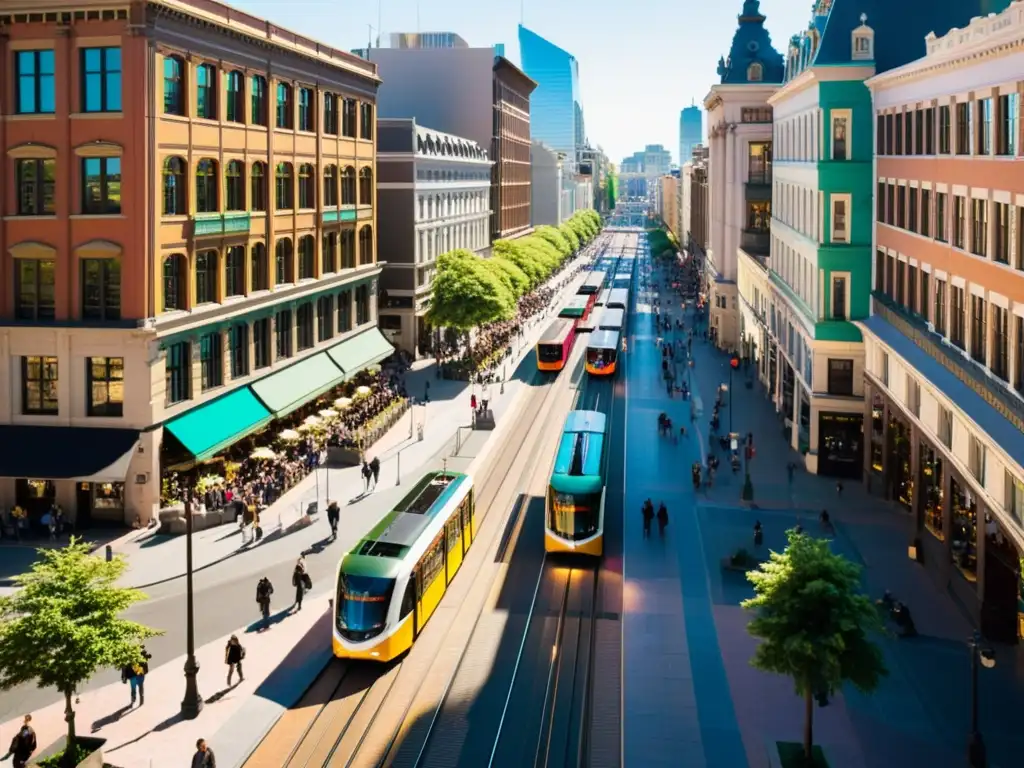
[730,355,740,370]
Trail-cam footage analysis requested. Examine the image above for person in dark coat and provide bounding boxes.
[369,457,380,489]
[256,576,274,626]
[225,635,245,686]
[292,556,308,611]
[326,501,340,540]
[120,646,152,707]
[6,715,36,768]
[656,503,669,537]
[361,461,372,493]
[191,738,216,768]
[641,499,654,539]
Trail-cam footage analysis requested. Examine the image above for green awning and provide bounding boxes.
[250,353,345,417]
[327,327,395,378]
[164,388,273,461]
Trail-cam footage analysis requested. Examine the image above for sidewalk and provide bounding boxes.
[106,260,591,591]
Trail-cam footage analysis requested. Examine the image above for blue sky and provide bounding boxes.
[232,0,812,164]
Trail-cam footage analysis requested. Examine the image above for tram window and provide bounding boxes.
[460,494,472,531]
[400,580,416,618]
[446,517,459,551]
[418,532,445,594]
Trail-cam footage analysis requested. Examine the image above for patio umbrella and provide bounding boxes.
[319,409,339,419]
[304,415,322,426]
[250,447,277,461]
[356,385,371,397]
[334,397,353,408]
[279,429,301,441]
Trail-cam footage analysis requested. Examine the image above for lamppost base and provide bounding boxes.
[181,658,203,719]
[967,731,987,768]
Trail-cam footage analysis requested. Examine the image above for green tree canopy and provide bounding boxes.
[521,236,562,273]
[742,530,887,761]
[533,225,571,259]
[428,249,516,330]
[493,239,545,286]
[559,223,581,253]
[648,227,673,257]
[486,256,531,298]
[0,538,161,766]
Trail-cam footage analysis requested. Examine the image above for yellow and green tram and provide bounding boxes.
[545,410,607,556]
[333,471,476,662]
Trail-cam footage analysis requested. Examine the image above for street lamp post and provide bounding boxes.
[968,630,996,767]
[729,354,739,435]
[180,484,203,719]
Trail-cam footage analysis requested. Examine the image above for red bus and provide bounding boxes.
[558,293,596,321]
[536,318,578,372]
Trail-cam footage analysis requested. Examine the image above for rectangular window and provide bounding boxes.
[196,64,216,120]
[296,303,315,351]
[225,245,245,297]
[880,351,890,387]
[827,359,854,396]
[251,75,267,125]
[904,110,914,154]
[324,93,338,135]
[895,259,905,307]
[81,258,121,321]
[894,113,904,154]
[956,102,971,155]
[886,183,895,225]
[925,107,935,154]
[950,285,965,349]
[969,436,986,484]
[939,105,951,154]
[275,309,292,359]
[876,181,886,223]
[997,93,1018,156]
[359,101,374,140]
[920,271,930,322]
[229,323,249,379]
[1006,471,1024,526]
[884,113,894,154]
[746,200,770,232]
[907,265,918,315]
[906,375,921,418]
[317,295,335,342]
[747,142,772,184]
[1016,316,1024,394]
[936,192,948,242]
[992,304,1008,381]
[81,47,121,113]
[297,86,314,132]
[970,198,987,256]
[16,158,56,216]
[953,195,966,249]
[876,114,884,154]
[831,114,848,160]
[81,157,122,215]
[970,295,987,364]
[342,98,357,137]
[934,278,947,336]
[22,356,58,415]
[994,202,1010,264]
[874,249,885,293]
[831,196,848,243]
[165,341,190,404]
[15,259,56,321]
[15,50,55,114]
[226,72,244,123]
[938,406,953,448]
[896,185,907,229]
[920,189,931,238]
[338,290,352,333]
[908,187,918,233]
[977,98,992,155]
[200,332,223,391]
[914,108,924,154]
[87,356,124,417]
[831,275,847,321]
[276,83,293,129]
[253,318,271,369]
[885,254,895,300]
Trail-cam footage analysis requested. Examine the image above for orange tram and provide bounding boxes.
[536,317,578,372]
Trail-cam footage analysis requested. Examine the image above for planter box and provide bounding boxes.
[30,735,106,768]
[326,446,362,467]
[767,740,830,768]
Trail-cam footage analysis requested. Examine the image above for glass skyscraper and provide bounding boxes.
[679,105,702,164]
[518,25,582,163]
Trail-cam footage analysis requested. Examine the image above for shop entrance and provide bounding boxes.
[817,412,863,479]
[76,483,92,528]
[981,534,1022,644]
[886,416,913,511]
[15,479,55,526]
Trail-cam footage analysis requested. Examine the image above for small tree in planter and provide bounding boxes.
[741,529,887,766]
[0,538,160,767]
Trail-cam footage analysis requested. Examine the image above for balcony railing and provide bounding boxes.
[740,228,770,255]
[193,212,251,237]
[871,292,1024,433]
[322,207,357,224]
[747,170,773,186]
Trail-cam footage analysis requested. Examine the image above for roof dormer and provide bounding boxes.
[852,13,874,62]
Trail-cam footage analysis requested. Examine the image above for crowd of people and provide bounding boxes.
[161,368,408,517]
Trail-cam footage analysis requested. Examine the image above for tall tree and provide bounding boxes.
[486,256,530,298]
[428,249,515,331]
[493,240,545,285]
[533,225,571,259]
[559,223,581,253]
[0,539,161,767]
[742,530,887,762]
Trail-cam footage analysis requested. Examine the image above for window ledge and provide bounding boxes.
[159,113,190,123]
[5,114,56,122]
[70,214,126,220]
[161,215,189,223]
[4,215,57,222]
[70,112,123,120]
[274,210,295,216]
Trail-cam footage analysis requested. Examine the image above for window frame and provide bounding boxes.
[80,257,121,321]
[15,158,56,216]
[250,75,268,125]
[80,46,122,113]
[250,242,269,292]
[276,82,293,129]
[826,358,854,397]
[830,271,850,321]
[195,250,218,305]
[163,255,184,311]
[225,160,245,212]
[830,193,851,244]
[830,109,851,161]
[22,355,59,415]
[229,323,249,379]
[164,341,191,404]
[297,86,315,132]
[86,356,124,417]
[15,258,56,321]
[225,245,245,297]
[163,55,185,116]
[226,70,244,123]
[15,49,56,115]
[81,156,122,215]
[199,331,223,392]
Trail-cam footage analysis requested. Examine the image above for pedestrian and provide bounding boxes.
[835,481,844,497]
[225,635,245,686]
[256,576,274,627]
[5,715,36,768]
[361,461,372,493]
[657,502,669,537]
[326,500,340,539]
[369,456,380,489]
[292,556,309,611]
[642,499,654,538]
[191,738,216,768]
[120,646,151,707]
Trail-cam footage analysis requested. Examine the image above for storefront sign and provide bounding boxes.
[874,299,1024,434]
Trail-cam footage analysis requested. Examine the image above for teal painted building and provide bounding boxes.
[763,0,1013,478]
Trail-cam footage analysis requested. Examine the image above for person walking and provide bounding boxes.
[326,500,340,540]
[120,646,151,707]
[191,738,216,768]
[656,502,669,537]
[225,635,245,686]
[292,556,309,612]
[256,576,274,627]
[641,499,654,539]
[361,461,372,493]
[369,457,381,489]
[5,715,36,768]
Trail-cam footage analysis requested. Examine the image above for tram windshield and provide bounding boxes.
[549,489,601,541]
[538,342,565,363]
[336,573,395,641]
[586,346,616,368]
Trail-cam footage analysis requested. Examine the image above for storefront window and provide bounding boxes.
[887,416,912,512]
[921,446,944,540]
[92,482,124,512]
[950,478,978,581]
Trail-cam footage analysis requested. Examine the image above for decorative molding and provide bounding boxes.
[74,140,123,158]
[75,239,123,257]
[6,142,57,159]
[8,241,57,259]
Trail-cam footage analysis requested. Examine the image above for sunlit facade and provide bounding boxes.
[518,25,582,165]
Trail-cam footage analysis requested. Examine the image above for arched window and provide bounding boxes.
[275,162,293,210]
[298,163,315,209]
[341,166,356,205]
[747,62,763,82]
[163,55,185,115]
[358,167,373,205]
[322,231,338,273]
[323,165,338,207]
[162,254,185,311]
[298,234,315,279]
[358,225,373,265]
[225,160,244,211]
[340,229,356,270]
[276,82,293,129]
[275,238,293,284]
[225,245,245,297]
[162,156,186,216]
[250,161,267,211]
[195,250,218,304]
[226,70,244,123]
[195,158,218,213]
[250,242,268,291]
[196,63,217,119]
